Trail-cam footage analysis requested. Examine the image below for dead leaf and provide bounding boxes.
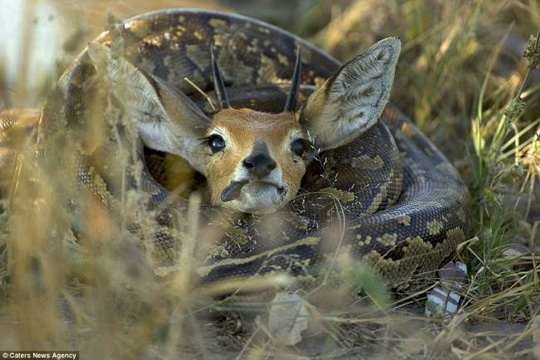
[268,292,310,346]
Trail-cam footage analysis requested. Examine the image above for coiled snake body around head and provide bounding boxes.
[0,9,468,288]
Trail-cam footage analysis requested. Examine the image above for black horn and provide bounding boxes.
[210,45,231,109]
[283,47,302,112]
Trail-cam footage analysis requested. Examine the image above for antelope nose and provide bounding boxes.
[243,153,277,178]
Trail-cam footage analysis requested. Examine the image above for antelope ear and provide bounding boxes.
[300,37,401,151]
[88,42,211,174]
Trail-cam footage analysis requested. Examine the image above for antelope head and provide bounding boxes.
[89,38,401,214]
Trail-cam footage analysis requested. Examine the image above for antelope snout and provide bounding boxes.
[242,153,277,178]
[242,142,277,179]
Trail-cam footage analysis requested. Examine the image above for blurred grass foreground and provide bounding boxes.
[0,0,539,358]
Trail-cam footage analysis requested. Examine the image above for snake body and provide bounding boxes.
[0,9,468,288]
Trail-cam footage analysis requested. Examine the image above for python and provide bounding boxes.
[0,10,467,286]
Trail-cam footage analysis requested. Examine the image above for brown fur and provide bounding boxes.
[205,108,307,207]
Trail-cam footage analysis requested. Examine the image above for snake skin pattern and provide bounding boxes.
[0,9,468,288]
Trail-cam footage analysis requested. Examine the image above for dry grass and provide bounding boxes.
[0,0,539,358]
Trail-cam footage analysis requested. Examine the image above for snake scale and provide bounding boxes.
[0,9,468,288]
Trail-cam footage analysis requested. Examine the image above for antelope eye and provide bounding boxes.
[290,138,309,157]
[208,134,226,153]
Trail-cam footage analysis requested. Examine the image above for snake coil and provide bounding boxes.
[7,9,468,288]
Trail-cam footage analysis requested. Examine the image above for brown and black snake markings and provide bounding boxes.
[0,9,468,288]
